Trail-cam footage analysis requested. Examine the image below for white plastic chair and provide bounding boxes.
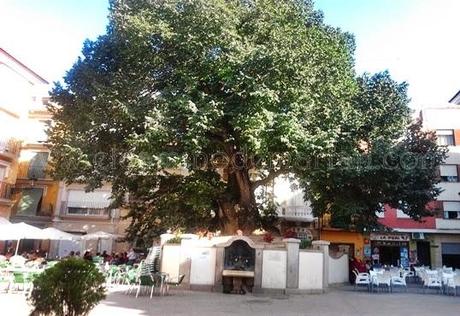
[424,270,442,294]
[443,272,455,295]
[403,267,414,279]
[446,275,460,296]
[391,275,407,291]
[372,272,392,293]
[353,271,370,291]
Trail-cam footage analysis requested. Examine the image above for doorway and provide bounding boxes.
[416,241,431,267]
[379,246,400,266]
[441,243,460,269]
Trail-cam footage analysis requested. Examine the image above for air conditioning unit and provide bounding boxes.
[411,232,425,240]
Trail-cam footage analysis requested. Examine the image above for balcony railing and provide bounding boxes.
[0,181,12,200]
[17,166,51,180]
[0,139,21,156]
[436,218,460,230]
[277,205,315,222]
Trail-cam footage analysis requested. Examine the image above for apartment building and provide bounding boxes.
[51,182,129,257]
[376,103,460,269]
[0,48,50,222]
[420,104,460,268]
[0,48,128,256]
[272,176,317,239]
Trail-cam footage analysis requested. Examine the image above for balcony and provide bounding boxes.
[0,181,12,200]
[0,138,21,159]
[17,166,51,180]
[436,218,460,230]
[277,205,315,222]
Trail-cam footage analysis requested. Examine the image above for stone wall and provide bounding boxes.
[261,250,287,289]
[159,236,335,294]
[328,253,349,284]
[299,251,323,290]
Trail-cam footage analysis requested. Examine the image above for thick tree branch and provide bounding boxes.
[251,167,288,189]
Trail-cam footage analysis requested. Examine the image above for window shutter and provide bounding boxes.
[67,190,111,208]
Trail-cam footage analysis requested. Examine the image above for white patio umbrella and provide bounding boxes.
[0,217,11,225]
[81,231,120,240]
[81,231,121,253]
[0,222,46,255]
[42,227,81,241]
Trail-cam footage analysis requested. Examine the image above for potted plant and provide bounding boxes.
[299,239,312,249]
[29,257,106,316]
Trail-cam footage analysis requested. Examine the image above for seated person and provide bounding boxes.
[83,251,93,261]
[92,252,103,263]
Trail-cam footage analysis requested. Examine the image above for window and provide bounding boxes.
[67,207,109,216]
[440,165,458,182]
[436,130,455,146]
[66,190,111,216]
[443,201,460,220]
[28,152,49,179]
[16,188,43,215]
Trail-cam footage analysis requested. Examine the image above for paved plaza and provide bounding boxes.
[2,286,460,316]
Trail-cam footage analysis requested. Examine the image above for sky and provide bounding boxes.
[1,0,459,109]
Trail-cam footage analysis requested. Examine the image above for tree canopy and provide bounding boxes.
[48,0,446,243]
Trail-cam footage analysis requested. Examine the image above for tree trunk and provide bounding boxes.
[218,199,240,235]
[218,167,258,235]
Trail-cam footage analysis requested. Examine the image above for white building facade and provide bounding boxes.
[419,104,460,268]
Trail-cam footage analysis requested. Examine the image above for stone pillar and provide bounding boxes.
[312,240,330,290]
[283,238,301,289]
[213,247,224,292]
[253,248,263,291]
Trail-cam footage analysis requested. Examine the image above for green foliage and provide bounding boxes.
[299,239,312,249]
[29,258,106,316]
[48,0,446,238]
[302,117,447,230]
[167,236,183,244]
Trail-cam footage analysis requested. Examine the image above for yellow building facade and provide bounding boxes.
[321,228,366,260]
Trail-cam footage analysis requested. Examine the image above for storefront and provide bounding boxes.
[427,234,460,268]
[370,233,410,267]
[441,242,460,269]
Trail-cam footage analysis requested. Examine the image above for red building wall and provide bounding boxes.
[378,204,436,229]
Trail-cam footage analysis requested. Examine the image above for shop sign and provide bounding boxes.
[364,245,371,257]
[370,233,409,242]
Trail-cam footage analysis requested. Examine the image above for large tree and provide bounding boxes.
[49,0,446,242]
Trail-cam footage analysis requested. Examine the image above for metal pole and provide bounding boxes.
[15,239,20,256]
